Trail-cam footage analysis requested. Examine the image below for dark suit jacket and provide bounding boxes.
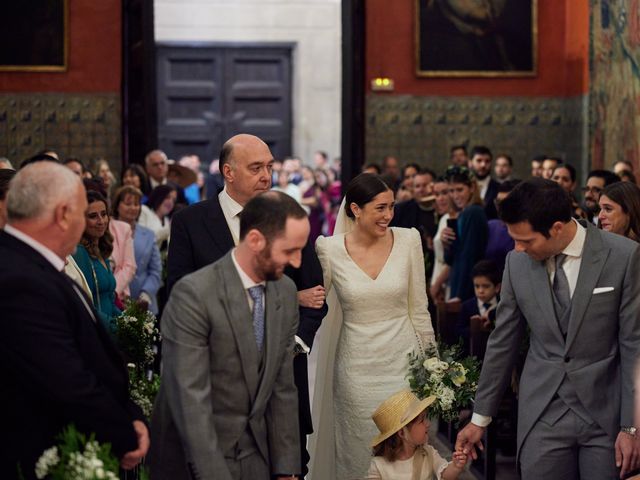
[456,297,480,354]
[284,243,328,440]
[0,231,142,480]
[167,195,234,294]
[483,178,500,220]
[391,199,437,235]
[392,199,420,229]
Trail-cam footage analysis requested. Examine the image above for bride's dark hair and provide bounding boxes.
[344,173,391,219]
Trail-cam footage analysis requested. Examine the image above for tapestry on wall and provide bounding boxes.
[590,0,640,169]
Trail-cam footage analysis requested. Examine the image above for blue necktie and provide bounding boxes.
[248,285,265,352]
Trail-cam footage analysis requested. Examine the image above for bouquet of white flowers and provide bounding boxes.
[128,365,161,419]
[115,301,161,420]
[406,342,480,423]
[33,424,123,480]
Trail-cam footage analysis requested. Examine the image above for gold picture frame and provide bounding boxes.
[0,0,68,72]
[415,0,537,78]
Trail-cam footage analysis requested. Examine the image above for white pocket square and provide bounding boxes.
[593,287,614,295]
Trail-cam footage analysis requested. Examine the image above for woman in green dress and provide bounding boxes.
[73,190,121,331]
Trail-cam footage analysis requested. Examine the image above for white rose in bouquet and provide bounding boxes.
[423,357,449,374]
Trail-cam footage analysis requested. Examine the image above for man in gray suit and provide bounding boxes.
[149,191,309,480]
[456,179,640,479]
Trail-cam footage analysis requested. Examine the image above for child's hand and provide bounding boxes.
[452,450,468,468]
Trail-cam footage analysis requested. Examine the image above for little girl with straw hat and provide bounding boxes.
[366,389,468,480]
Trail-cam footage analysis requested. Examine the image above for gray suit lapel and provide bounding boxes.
[565,224,608,352]
[252,280,283,413]
[219,254,260,401]
[529,257,566,345]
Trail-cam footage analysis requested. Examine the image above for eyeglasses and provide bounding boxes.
[581,186,603,194]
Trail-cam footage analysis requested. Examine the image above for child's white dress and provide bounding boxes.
[366,445,450,480]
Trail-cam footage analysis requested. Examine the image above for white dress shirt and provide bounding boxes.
[472,219,586,428]
[476,175,491,200]
[477,296,498,317]
[231,246,310,354]
[231,249,266,311]
[545,218,585,299]
[149,176,167,190]
[218,187,243,246]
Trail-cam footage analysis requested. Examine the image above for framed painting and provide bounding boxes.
[415,0,537,77]
[0,0,68,72]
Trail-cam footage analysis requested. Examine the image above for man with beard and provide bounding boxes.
[581,170,620,224]
[150,192,308,480]
[469,145,500,219]
[450,144,469,167]
[167,134,326,476]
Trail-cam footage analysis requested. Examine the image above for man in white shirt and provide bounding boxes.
[144,149,187,205]
[456,178,640,479]
[167,133,327,476]
[469,145,500,219]
[150,191,308,480]
[0,162,148,478]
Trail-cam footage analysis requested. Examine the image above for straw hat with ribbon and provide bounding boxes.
[371,389,436,447]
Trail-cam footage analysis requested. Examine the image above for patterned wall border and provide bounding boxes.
[366,94,588,180]
[0,92,121,172]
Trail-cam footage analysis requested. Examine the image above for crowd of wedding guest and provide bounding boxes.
[2,140,640,480]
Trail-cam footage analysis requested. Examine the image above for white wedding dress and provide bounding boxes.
[309,226,436,480]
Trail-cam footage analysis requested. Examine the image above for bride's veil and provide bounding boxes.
[307,197,352,480]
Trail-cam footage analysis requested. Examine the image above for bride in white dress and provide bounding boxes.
[309,173,436,480]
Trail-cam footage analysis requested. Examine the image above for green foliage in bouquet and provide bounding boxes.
[114,300,160,369]
[128,366,161,419]
[115,300,161,420]
[33,424,121,480]
[407,342,481,423]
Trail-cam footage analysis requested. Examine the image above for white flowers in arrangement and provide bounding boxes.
[115,300,161,419]
[34,425,123,480]
[407,343,480,423]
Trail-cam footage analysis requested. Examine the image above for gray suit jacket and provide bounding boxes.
[149,252,301,479]
[474,221,640,453]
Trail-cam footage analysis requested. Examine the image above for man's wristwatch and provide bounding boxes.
[621,426,637,437]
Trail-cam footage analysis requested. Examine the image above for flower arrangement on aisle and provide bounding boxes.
[127,365,161,419]
[114,300,161,419]
[406,342,480,423]
[32,424,122,480]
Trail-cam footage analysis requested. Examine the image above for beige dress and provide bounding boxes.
[366,445,450,480]
[312,227,436,480]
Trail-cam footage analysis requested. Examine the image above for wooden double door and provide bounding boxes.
[156,44,293,164]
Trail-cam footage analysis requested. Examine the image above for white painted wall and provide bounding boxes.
[155,0,342,164]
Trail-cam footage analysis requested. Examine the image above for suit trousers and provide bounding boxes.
[519,396,617,480]
[293,353,311,476]
[225,452,270,480]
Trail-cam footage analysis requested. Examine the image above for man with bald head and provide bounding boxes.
[167,134,274,291]
[0,162,148,479]
[167,133,327,476]
[144,149,187,205]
